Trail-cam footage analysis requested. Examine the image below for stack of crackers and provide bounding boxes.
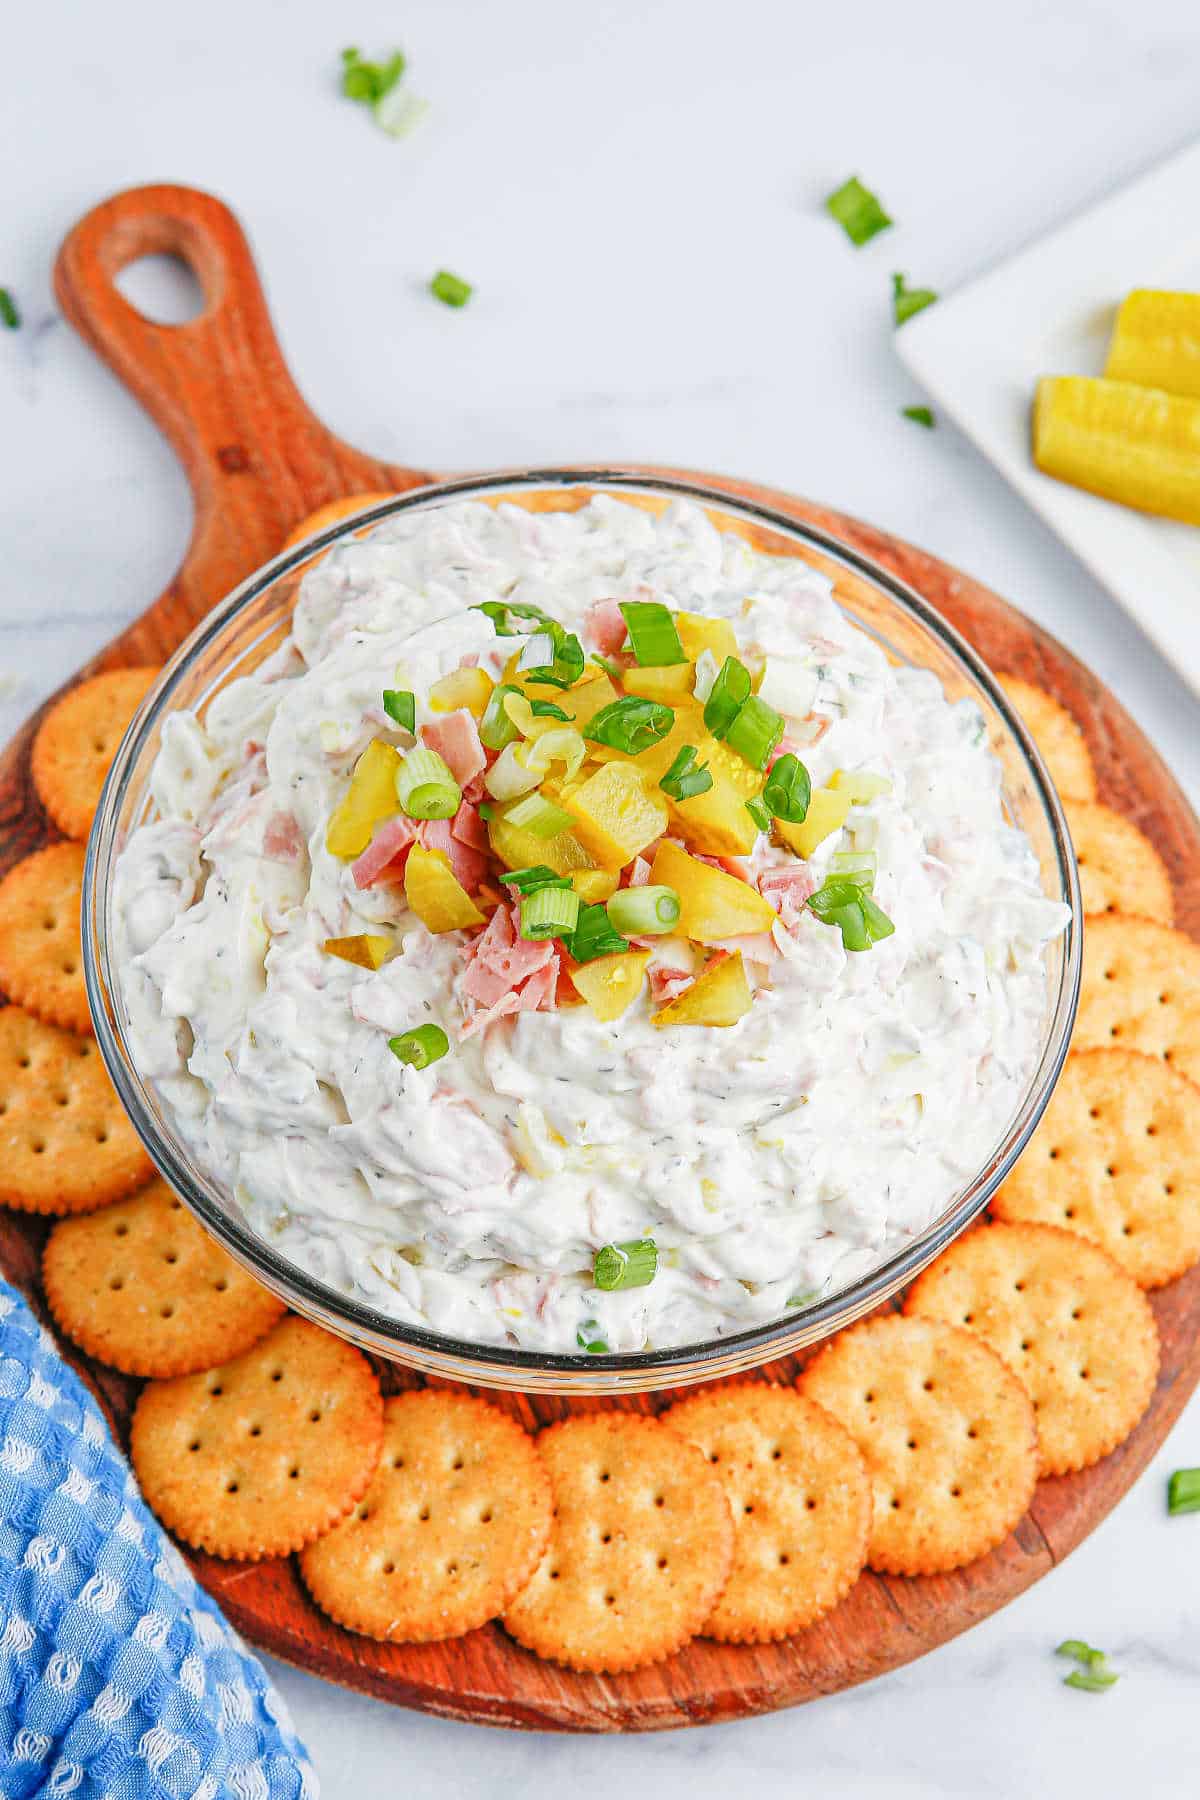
[3,643,1197,1676]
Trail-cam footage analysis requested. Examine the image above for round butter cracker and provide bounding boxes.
[996,675,1097,802]
[1066,801,1173,924]
[32,666,160,841]
[0,842,91,1032]
[1075,914,1200,1088]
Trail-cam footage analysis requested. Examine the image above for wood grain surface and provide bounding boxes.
[1,183,1196,1732]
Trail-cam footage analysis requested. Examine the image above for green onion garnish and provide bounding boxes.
[619,600,685,668]
[0,288,19,331]
[583,696,675,755]
[590,653,623,680]
[502,866,573,895]
[479,683,523,750]
[703,656,752,738]
[659,745,713,802]
[382,688,416,732]
[520,884,580,941]
[745,795,772,833]
[593,1238,658,1291]
[1168,1468,1200,1515]
[576,1321,609,1354]
[824,176,892,246]
[807,878,894,953]
[394,745,461,821]
[430,270,473,309]
[478,803,494,821]
[517,619,585,690]
[830,849,878,888]
[341,45,406,105]
[1056,1641,1119,1693]
[389,1023,448,1070]
[564,903,630,963]
[861,895,895,942]
[529,699,574,721]
[892,272,938,327]
[902,404,935,428]
[725,695,785,772]
[606,885,681,938]
[502,791,575,838]
[473,599,557,638]
[762,752,811,823]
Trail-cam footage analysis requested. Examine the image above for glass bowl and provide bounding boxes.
[84,470,1082,1394]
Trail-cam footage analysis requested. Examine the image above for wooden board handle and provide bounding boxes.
[53,183,429,659]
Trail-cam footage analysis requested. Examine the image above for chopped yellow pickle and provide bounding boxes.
[321,934,392,970]
[571,869,620,903]
[675,611,739,664]
[650,841,777,942]
[487,811,593,877]
[561,763,669,871]
[829,769,892,802]
[403,845,485,932]
[622,663,696,704]
[776,786,850,859]
[667,775,758,856]
[429,667,493,718]
[652,950,752,1029]
[571,951,652,1022]
[1104,289,1200,399]
[1033,375,1200,526]
[325,740,403,858]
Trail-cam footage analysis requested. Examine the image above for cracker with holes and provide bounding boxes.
[300,1390,552,1642]
[801,1315,1038,1576]
[661,1384,870,1643]
[130,1316,383,1560]
[0,842,91,1031]
[31,665,159,841]
[996,675,1097,802]
[0,1006,151,1213]
[1066,802,1173,924]
[1075,914,1200,1087]
[905,1222,1158,1476]
[992,1048,1200,1288]
[42,1177,286,1377]
[502,1412,734,1672]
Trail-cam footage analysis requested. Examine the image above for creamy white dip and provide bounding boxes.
[114,497,1069,1353]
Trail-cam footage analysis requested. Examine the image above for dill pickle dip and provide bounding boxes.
[113,496,1070,1353]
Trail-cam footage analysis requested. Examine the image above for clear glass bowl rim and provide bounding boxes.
[84,467,1082,1391]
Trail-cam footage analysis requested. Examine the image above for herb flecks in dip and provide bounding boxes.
[115,498,1068,1353]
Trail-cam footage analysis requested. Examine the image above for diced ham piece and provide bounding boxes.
[517,956,559,1011]
[627,855,653,888]
[649,966,694,1005]
[420,709,486,789]
[262,810,304,863]
[758,862,817,932]
[420,819,489,894]
[585,598,628,656]
[461,904,555,1008]
[351,815,418,888]
[694,852,752,883]
[451,800,489,852]
[458,992,522,1039]
[458,652,479,668]
[767,736,804,770]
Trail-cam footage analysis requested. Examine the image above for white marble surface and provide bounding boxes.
[3,1,1199,1792]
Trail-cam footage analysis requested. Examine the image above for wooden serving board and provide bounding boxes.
[1,183,1198,1732]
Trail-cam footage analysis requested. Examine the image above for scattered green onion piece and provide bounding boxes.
[745,795,772,833]
[529,699,574,721]
[606,885,681,937]
[807,879,864,919]
[703,656,752,738]
[830,849,878,891]
[861,895,895,943]
[1168,1468,1200,1515]
[725,695,785,772]
[762,752,811,823]
[1064,1668,1119,1694]
[576,1321,609,1355]
[518,620,585,690]
[431,269,473,308]
[824,176,892,246]
[660,745,713,802]
[590,653,623,680]
[472,599,556,638]
[479,683,523,750]
[502,791,575,838]
[501,866,572,895]
[826,899,873,952]
[520,884,581,941]
[1056,1640,1103,1664]
[341,45,406,105]
[382,688,416,732]
[478,803,494,821]
[619,600,686,668]
[388,1023,448,1070]
[807,878,894,953]
[892,272,938,327]
[902,404,935,427]
[565,903,630,963]
[583,696,675,755]
[593,1238,658,1291]
[394,746,461,821]
[0,288,19,331]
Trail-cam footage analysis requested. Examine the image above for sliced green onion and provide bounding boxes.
[565,903,630,963]
[1056,1640,1104,1664]
[431,269,473,308]
[606,885,681,937]
[902,404,935,428]
[593,1238,658,1291]
[519,620,585,690]
[472,599,557,639]
[892,272,938,327]
[503,791,575,838]
[861,895,895,943]
[502,866,572,895]
[583,696,675,755]
[520,884,581,941]
[745,795,772,833]
[529,699,574,721]
[762,752,811,822]
[703,656,752,738]
[395,746,461,821]
[590,653,623,680]
[807,878,864,919]
[830,850,878,891]
[660,745,713,802]
[389,1023,448,1070]
[725,695,785,771]
[484,741,542,801]
[619,600,685,667]
[1168,1468,1200,1515]
[0,288,19,331]
[576,1320,609,1354]
[825,176,892,246]
[1056,1640,1119,1693]
[382,688,416,732]
[478,803,495,821]
[341,45,406,105]
[479,683,523,750]
[807,878,894,953]
[786,1290,820,1309]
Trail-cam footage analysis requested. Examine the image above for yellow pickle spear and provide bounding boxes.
[1032,376,1200,526]
[1104,289,1200,399]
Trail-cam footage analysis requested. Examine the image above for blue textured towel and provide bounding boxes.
[0,1277,317,1799]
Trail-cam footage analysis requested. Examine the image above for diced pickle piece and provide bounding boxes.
[571,951,652,1022]
[403,845,485,932]
[571,869,620,903]
[322,934,392,969]
[326,740,403,858]
[1033,375,1200,526]
[675,611,739,664]
[1104,289,1200,399]
[622,663,696,704]
[667,774,758,856]
[650,841,777,942]
[561,763,669,871]
[488,813,594,877]
[652,950,752,1029]
[829,769,892,802]
[776,786,851,858]
[429,667,494,718]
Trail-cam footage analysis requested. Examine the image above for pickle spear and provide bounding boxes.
[1105,289,1200,399]
[1032,375,1200,525]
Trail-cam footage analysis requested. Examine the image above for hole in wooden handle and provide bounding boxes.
[115,254,207,327]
